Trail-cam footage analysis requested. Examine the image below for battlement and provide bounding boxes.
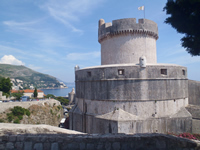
[98,18,158,42]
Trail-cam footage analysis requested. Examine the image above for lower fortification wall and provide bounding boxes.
[1,133,200,150]
[188,80,200,105]
[0,99,60,113]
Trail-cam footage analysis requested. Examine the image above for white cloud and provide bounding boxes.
[42,0,104,32]
[0,55,25,65]
[66,51,100,60]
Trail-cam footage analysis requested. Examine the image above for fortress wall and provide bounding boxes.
[75,66,188,102]
[188,80,200,105]
[0,99,60,113]
[101,34,157,65]
[1,132,199,150]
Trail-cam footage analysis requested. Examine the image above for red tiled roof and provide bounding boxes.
[11,89,43,93]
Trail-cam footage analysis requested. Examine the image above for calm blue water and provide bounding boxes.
[40,86,74,97]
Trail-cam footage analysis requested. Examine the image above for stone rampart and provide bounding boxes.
[1,132,200,149]
[0,99,60,113]
[188,80,200,105]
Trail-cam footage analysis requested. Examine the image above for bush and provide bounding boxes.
[7,113,14,122]
[11,106,25,116]
[18,115,23,120]
[13,118,20,124]
[0,119,4,123]
[25,110,30,116]
[7,106,31,122]
[56,97,69,105]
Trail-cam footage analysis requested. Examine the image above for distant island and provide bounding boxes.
[0,64,67,90]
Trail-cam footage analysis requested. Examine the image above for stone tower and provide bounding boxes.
[69,18,192,134]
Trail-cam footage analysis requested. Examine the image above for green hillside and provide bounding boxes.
[0,64,66,89]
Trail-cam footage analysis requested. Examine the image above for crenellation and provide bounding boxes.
[98,18,158,43]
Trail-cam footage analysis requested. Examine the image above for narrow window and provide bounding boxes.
[161,69,167,75]
[87,71,91,77]
[182,70,185,75]
[118,69,124,75]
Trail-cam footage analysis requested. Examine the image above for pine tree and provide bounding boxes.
[164,0,200,56]
[33,87,38,98]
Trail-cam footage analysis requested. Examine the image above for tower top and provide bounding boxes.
[98,18,159,65]
[98,18,158,43]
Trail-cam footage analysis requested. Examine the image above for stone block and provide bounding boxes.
[67,143,79,150]
[79,143,85,150]
[44,143,51,150]
[9,135,16,142]
[105,142,111,150]
[112,142,120,150]
[34,143,43,150]
[6,142,14,149]
[0,144,5,149]
[86,143,95,150]
[51,142,59,150]
[24,142,32,150]
[15,142,23,150]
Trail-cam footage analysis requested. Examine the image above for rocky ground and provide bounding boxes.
[0,99,64,127]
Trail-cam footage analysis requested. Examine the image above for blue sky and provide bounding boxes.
[0,0,199,82]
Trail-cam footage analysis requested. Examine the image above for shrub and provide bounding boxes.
[7,113,14,122]
[50,109,53,115]
[13,118,20,124]
[25,110,30,116]
[11,106,25,116]
[0,119,4,123]
[18,115,23,120]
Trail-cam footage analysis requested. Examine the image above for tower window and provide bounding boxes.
[87,71,91,77]
[161,69,167,75]
[182,70,185,75]
[118,69,124,75]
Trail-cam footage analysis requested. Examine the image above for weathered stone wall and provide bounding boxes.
[0,99,60,113]
[188,80,200,105]
[72,64,190,134]
[186,105,200,134]
[1,133,200,150]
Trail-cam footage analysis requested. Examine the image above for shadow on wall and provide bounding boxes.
[1,133,200,150]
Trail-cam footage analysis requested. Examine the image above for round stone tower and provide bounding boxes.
[69,18,191,134]
[98,18,158,65]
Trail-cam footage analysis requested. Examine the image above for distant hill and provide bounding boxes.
[0,64,67,89]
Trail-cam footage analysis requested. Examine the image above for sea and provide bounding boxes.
[40,86,75,97]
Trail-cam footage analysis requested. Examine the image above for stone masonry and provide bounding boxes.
[69,18,192,134]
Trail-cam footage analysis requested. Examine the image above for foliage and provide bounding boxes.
[55,96,69,106]
[45,94,55,99]
[13,118,20,124]
[0,77,12,94]
[33,87,38,98]
[6,106,31,122]
[164,0,200,56]
[0,119,4,123]
[7,113,14,122]
[11,91,24,100]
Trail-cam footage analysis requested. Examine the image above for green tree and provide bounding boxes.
[164,0,200,56]
[33,87,38,98]
[45,94,56,99]
[0,77,12,94]
[55,96,69,106]
[11,91,24,100]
